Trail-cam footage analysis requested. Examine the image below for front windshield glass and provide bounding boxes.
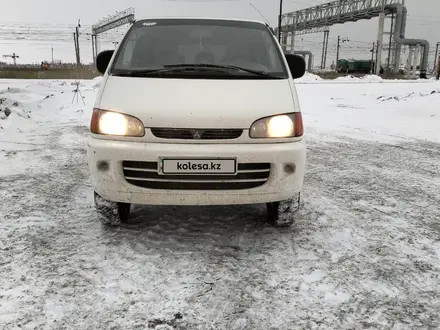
[111,19,288,78]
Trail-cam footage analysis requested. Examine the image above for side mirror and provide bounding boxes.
[284,54,306,79]
[96,50,114,74]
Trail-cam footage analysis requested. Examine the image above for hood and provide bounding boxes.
[98,76,297,129]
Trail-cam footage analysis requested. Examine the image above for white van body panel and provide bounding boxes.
[97,77,297,129]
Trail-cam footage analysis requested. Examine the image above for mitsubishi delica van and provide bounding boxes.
[87,17,307,227]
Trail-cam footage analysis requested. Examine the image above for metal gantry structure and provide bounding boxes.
[91,8,135,64]
[279,0,401,32]
[277,0,430,77]
[296,26,330,36]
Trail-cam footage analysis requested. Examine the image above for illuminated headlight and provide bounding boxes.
[249,113,304,138]
[90,108,145,137]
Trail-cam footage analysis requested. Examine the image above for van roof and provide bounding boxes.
[135,16,269,26]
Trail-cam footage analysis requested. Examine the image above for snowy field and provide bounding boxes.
[0,75,439,329]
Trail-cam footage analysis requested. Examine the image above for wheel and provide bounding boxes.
[266,193,301,227]
[94,192,131,226]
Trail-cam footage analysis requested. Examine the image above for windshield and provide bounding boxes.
[110,19,288,79]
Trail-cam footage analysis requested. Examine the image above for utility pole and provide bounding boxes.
[323,29,329,70]
[321,32,327,69]
[278,0,283,42]
[91,34,99,65]
[386,13,394,72]
[73,32,78,65]
[75,19,81,67]
[92,35,96,65]
[436,55,440,80]
[51,45,54,64]
[336,35,341,72]
[336,36,348,72]
[290,31,296,53]
[434,42,440,73]
[321,30,330,69]
[412,45,420,79]
[375,11,385,75]
[407,46,413,77]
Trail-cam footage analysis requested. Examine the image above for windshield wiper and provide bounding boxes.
[112,64,277,78]
[111,68,172,77]
[163,64,276,77]
[111,67,228,77]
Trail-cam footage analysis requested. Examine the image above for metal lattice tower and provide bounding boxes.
[384,13,398,71]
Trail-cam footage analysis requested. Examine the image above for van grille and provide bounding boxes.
[122,161,270,190]
[150,128,243,140]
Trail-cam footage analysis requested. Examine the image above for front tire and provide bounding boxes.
[94,192,131,226]
[267,193,301,227]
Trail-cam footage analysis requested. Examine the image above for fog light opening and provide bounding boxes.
[97,161,109,172]
[284,164,295,174]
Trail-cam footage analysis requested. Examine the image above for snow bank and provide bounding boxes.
[360,75,383,82]
[0,80,100,137]
[0,87,28,94]
[334,74,385,82]
[296,72,323,82]
[0,97,32,132]
[334,75,360,81]
[297,80,440,143]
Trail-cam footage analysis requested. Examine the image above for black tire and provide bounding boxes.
[266,193,301,227]
[94,192,131,226]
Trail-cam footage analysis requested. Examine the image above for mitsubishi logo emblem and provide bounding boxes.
[190,129,203,140]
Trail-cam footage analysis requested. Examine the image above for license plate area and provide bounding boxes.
[159,158,237,175]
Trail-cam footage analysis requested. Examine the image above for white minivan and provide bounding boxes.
[87,17,307,227]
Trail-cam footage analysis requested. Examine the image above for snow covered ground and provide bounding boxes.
[0,76,439,329]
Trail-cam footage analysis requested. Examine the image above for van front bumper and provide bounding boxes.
[86,138,306,206]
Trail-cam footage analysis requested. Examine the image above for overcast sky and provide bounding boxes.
[1,0,439,67]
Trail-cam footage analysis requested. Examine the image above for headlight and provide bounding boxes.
[249,113,303,138]
[90,108,145,137]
